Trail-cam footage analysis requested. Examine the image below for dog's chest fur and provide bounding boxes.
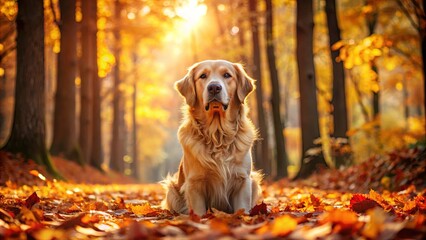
[178,115,254,212]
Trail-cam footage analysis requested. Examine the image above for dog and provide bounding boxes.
[162,60,262,216]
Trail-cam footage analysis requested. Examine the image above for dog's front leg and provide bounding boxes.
[185,180,206,216]
[232,176,252,213]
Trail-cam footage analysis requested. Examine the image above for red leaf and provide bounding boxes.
[310,194,321,206]
[189,209,201,223]
[350,194,381,213]
[24,192,40,209]
[249,202,268,216]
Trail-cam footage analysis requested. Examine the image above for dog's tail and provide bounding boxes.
[160,173,188,214]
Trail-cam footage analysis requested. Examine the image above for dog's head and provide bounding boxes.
[175,60,255,115]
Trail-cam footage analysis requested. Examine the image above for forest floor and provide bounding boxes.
[0,148,425,239]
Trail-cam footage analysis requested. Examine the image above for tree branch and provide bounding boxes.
[50,0,61,28]
[392,46,423,68]
[0,43,16,62]
[396,0,420,31]
[348,70,370,122]
[0,25,15,43]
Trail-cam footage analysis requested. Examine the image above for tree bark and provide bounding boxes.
[90,5,103,171]
[294,0,327,179]
[326,0,349,167]
[51,0,81,163]
[248,0,271,174]
[265,0,288,178]
[110,0,125,173]
[422,0,426,132]
[79,0,96,164]
[131,73,139,180]
[2,0,60,178]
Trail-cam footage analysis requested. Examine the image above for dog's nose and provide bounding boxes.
[208,83,222,95]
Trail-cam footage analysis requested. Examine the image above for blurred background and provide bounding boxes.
[0,0,424,182]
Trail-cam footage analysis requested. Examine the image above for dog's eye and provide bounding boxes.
[224,73,232,78]
[200,73,207,79]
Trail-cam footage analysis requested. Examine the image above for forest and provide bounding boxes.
[0,0,425,239]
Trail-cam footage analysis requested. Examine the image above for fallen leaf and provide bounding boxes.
[256,215,297,237]
[350,194,381,213]
[249,202,268,216]
[24,192,40,209]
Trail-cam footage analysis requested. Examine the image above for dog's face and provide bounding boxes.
[176,60,255,115]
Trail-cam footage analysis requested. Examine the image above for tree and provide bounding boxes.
[265,0,288,178]
[51,0,81,163]
[326,0,349,167]
[110,0,125,173]
[2,0,59,177]
[294,0,328,179]
[365,0,381,129]
[79,0,94,165]
[131,55,139,180]
[89,1,103,171]
[248,0,271,175]
[80,0,102,169]
[395,0,426,132]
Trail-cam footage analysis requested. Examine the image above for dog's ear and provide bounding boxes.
[233,63,255,103]
[175,64,197,107]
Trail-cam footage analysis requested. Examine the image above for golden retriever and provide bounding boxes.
[162,60,262,216]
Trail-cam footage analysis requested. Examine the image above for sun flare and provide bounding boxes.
[175,0,207,30]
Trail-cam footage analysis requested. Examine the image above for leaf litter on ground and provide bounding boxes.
[0,148,425,239]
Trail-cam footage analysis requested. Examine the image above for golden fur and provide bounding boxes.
[162,60,262,216]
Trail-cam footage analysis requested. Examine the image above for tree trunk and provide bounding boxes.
[248,0,271,174]
[131,75,139,180]
[325,0,349,167]
[2,0,60,178]
[79,0,96,164]
[265,0,288,178]
[110,0,124,173]
[86,0,103,170]
[294,0,327,179]
[237,1,248,64]
[366,4,381,149]
[422,0,426,132]
[51,0,81,163]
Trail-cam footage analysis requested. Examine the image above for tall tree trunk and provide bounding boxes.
[131,54,139,180]
[265,0,288,178]
[110,0,124,173]
[80,0,96,164]
[249,0,271,174]
[2,0,60,178]
[51,0,81,163]
[366,2,381,149]
[236,1,248,64]
[84,0,103,170]
[365,4,379,112]
[326,0,349,167]
[294,0,327,179]
[422,0,426,132]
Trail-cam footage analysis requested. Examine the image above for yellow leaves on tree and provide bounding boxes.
[0,0,17,20]
[332,34,391,69]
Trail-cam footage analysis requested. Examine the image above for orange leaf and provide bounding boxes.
[402,200,418,214]
[130,202,155,216]
[256,215,297,237]
[320,209,358,226]
[209,218,231,234]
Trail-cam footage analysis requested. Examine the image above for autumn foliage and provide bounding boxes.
[1,149,426,239]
